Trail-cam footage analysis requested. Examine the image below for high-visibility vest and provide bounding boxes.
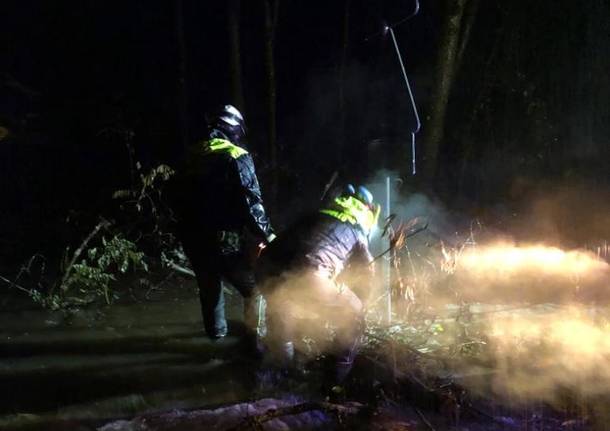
[201,138,248,159]
[320,195,379,234]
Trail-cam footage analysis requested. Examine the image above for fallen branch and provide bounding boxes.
[167,260,195,277]
[228,401,364,431]
[371,218,429,264]
[58,218,112,291]
[166,261,236,296]
[413,406,436,431]
[320,171,339,201]
[364,330,446,364]
[467,405,520,429]
[167,262,239,295]
[0,274,32,295]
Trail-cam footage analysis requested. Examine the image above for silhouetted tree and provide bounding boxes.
[263,0,280,201]
[228,0,245,110]
[175,0,189,154]
[337,0,351,164]
[423,0,477,188]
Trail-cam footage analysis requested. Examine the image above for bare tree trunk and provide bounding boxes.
[422,0,469,185]
[228,0,245,110]
[455,0,480,74]
[263,0,279,201]
[456,30,502,195]
[175,0,189,154]
[337,0,351,164]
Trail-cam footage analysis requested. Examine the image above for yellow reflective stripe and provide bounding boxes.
[320,196,379,233]
[320,208,357,225]
[202,138,248,159]
[335,196,375,232]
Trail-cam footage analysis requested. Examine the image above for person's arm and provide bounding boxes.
[345,231,375,303]
[234,154,275,243]
[353,232,374,265]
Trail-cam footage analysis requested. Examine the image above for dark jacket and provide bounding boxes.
[259,212,373,280]
[170,135,274,245]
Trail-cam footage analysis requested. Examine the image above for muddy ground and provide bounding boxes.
[0,280,605,430]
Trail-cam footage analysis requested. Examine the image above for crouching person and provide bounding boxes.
[257,185,379,383]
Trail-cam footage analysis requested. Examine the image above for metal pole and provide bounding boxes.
[411,132,416,175]
[389,27,420,133]
[389,27,421,176]
[385,176,392,324]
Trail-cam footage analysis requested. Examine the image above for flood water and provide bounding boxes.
[0,283,257,429]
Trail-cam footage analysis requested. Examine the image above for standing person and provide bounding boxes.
[257,185,379,382]
[170,104,275,340]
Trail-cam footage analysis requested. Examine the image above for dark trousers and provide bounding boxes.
[181,233,259,338]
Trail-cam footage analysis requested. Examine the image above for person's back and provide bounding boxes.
[259,211,371,281]
[173,141,268,240]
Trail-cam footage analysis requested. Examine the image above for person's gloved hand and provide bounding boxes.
[256,242,266,258]
[256,232,276,257]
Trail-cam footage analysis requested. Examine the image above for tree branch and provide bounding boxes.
[166,260,195,277]
[0,274,32,295]
[228,401,364,431]
[58,218,112,290]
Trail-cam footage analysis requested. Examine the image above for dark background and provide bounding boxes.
[1,0,609,269]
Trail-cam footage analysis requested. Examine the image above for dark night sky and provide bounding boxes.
[1,0,609,266]
[0,1,435,214]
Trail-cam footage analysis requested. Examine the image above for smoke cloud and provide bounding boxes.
[359,170,610,414]
[259,169,610,416]
[451,242,610,304]
[484,306,610,401]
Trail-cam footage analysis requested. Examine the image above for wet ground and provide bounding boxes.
[1,281,606,430]
[0,283,260,430]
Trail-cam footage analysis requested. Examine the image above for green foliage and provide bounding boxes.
[89,236,148,274]
[160,246,189,270]
[59,235,148,306]
[48,163,178,310]
[113,163,175,215]
[113,162,183,270]
[0,135,181,311]
[26,234,150,311]
[142,163,175,186]
[29,290,65,311]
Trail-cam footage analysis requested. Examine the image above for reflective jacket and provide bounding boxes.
[171,136,274,243]
[259,211,373,280]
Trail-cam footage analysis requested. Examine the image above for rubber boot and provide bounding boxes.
[244,293,267,338]
[244,293,267,356]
